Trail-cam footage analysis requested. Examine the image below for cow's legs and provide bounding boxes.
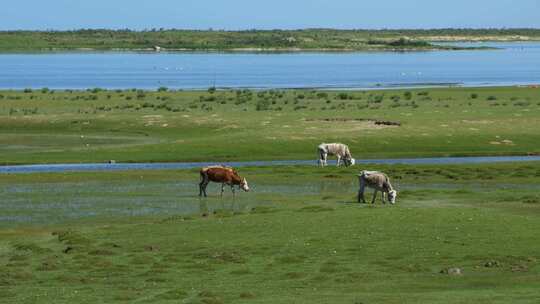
[199,181,209,197]
[358,181,366,203]
[221,183,225,197]
[231,184,236,197]
[381,192,386,204]
[199,174,204,196]
[371,190,378,204]
[318,150,328,167]
[199,173,209,197]
[336,155,341,167]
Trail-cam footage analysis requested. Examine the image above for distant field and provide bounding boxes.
[1,162,540,303]
[0,86,539,165]
[1,28,539,52]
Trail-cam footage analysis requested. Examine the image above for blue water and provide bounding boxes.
[2,156,540,174]
[0,42,539,89]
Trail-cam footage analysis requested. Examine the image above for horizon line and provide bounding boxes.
[2,27,540,32]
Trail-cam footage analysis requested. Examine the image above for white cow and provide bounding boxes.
[318,143,355,167]
[357,170,397,204]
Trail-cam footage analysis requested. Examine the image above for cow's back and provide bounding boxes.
[326,143,346,155]
[202,167,233,183]
[360,172,387,188]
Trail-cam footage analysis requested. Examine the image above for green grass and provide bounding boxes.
[2,84,540,302]
[2,28,540,52]
[1,86,539,165]
[1,163,540,303]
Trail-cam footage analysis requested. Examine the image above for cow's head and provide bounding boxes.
[240,178,250,192]
[345,158,356,167]
[388,190,397,204]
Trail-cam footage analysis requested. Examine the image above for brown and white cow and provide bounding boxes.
[199,165,250,197]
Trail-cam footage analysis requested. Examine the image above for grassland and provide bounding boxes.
[0,86,539,165]
[2,84,540,302]
[3,28,539,52]
[1,162,540,303]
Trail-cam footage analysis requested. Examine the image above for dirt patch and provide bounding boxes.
[484,260,502,268]
[306,117,401,125]
[303,118,400,133]
[215,124,239,131]
[289,136,316,140]
[490,139,515,146]
[298,205,335,212]
[375,120,401,126]
[141,115,165,126]
[462,120,495,125]
[440,267,462,276]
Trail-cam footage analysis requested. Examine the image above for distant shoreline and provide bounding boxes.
[1,84,539,92]
[1,28,538,52]
[0,45,496,54]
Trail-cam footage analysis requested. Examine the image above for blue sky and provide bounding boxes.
[1,0,539,30]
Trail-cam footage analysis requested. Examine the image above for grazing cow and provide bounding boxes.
[318,143,356,167]
[199,166,249,197]
[357,170,397,204]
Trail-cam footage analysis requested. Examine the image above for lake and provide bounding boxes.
[0,42,539,90]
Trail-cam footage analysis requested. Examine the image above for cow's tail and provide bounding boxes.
[200,168,208,183]
[318,147,324,159]
[317,144,327,165]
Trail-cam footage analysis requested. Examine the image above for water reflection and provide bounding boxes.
[2,178,540,228]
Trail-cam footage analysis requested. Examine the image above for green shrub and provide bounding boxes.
[404,91,412,100]
[256,100,271,111]
[370,95,384,103]
[200,95,216,102]
[317,92,328,99]
[337,93,349,100]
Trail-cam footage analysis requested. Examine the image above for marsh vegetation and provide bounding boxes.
[1,163,540,303]
[0,86,539,165]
